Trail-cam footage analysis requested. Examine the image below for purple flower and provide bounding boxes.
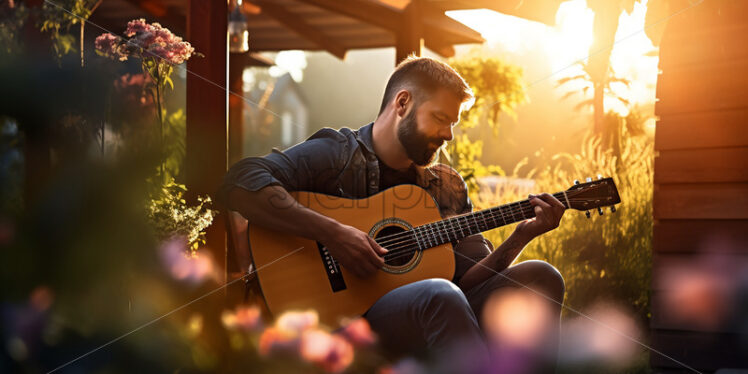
[94,33,120,56]
[97,19,199,66]
[125,18,148,37]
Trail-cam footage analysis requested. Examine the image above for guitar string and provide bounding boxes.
[380,204,539,262]
[381,197,606,264]
[373,190,578,247]
[377,193,572,250]
[379,193,604,264]
[379,202,537,257]
[376,191,601,250]
[375,198,541,247]
[379,202,541,258]
[381,195,600,262]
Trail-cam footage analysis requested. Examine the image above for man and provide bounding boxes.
[220,57,566,372]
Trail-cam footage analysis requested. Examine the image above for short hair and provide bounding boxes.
[378,55,474,115]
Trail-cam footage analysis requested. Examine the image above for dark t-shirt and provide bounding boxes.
[377,156,418,191]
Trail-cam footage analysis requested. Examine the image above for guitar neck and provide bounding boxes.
[410,191,570,249]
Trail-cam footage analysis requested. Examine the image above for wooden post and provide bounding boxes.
[186,0,228,279]
[395,0,423,65]
[228,53,245,167]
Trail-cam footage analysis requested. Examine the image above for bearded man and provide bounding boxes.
[220,56,566,372]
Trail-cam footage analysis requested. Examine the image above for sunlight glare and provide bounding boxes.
[269,50,308,82]
[546,0,595,73]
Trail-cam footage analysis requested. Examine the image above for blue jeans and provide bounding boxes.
[364,260,565,371]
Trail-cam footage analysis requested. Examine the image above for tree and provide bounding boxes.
[446,54,527,190]
[585,0,641,136]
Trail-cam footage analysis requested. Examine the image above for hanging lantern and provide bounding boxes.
[229,0,249,53]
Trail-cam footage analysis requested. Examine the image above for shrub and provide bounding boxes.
[471,135,653,319]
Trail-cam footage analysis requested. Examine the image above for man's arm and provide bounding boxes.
[457,193,565,291]
[227,185,387,277]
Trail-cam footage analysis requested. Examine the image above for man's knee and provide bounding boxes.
[518,260,565,304]
[418,278,472,315]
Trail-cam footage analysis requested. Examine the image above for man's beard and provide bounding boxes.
[397,109,443,166]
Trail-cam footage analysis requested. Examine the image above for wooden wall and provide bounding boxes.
[652,0,748,371]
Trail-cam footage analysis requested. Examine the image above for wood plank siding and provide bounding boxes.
[651,0,748,371]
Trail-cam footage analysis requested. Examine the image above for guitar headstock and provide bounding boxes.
[565,176,621,217]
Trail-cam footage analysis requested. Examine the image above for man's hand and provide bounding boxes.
[320,223,388,278]
[514,193,566,242]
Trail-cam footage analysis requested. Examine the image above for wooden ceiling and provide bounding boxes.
[90,0,565,60]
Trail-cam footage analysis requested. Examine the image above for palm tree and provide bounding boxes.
[585,0,642,136]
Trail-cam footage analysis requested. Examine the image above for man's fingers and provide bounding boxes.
[530,195,555,225]
[534,205,550,225]
[530,195,552,210]
[538,193,566,210]
[367,236,389,256]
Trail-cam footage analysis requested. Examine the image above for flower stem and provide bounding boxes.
[155,63,165,178]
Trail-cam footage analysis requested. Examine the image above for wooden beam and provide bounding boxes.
[425,40,455,57]
[396,0,423,64]
[431,0,562,26]
[229,53,245,167]
[122,0,185,35]
[422,4,484,44]
[253,1,347,59]
[295,0,402,31]
[186,0,228,278]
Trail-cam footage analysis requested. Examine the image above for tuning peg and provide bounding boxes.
[574,180,580,185]
[597,174,603,180]
[586,177,592,182]
[598,207,604,215]
[610,206,617,213]
[585,210,591,218]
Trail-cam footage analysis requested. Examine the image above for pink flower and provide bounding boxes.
[125,18,148,37]
[276,310,319,333]
[159,236,217,284]
[131,31,158,48]
[221,305,262,331]
[300,329,354,373]
[258,327,298,356]
[97,19,198,66]
[338,318,376,347]
[94,33,120,56]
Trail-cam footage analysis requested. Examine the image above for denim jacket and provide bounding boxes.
[220,123,493,282]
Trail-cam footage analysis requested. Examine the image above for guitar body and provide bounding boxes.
[248,184,455,327]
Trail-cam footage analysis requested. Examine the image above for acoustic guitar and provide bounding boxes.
[248,177,620,326]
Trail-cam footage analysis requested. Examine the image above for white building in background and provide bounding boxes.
[243,73,309,156]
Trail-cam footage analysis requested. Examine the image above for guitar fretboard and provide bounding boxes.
[408,191,569,250]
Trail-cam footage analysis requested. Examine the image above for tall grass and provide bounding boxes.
[471,135,653,319]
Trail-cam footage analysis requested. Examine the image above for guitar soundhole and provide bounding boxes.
[376,225,415,267]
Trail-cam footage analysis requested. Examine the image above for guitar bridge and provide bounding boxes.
[317,242,347,292]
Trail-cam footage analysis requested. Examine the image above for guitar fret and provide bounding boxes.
[412,227,419,249]
[518,202,526,220]
[419,225,426,248]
